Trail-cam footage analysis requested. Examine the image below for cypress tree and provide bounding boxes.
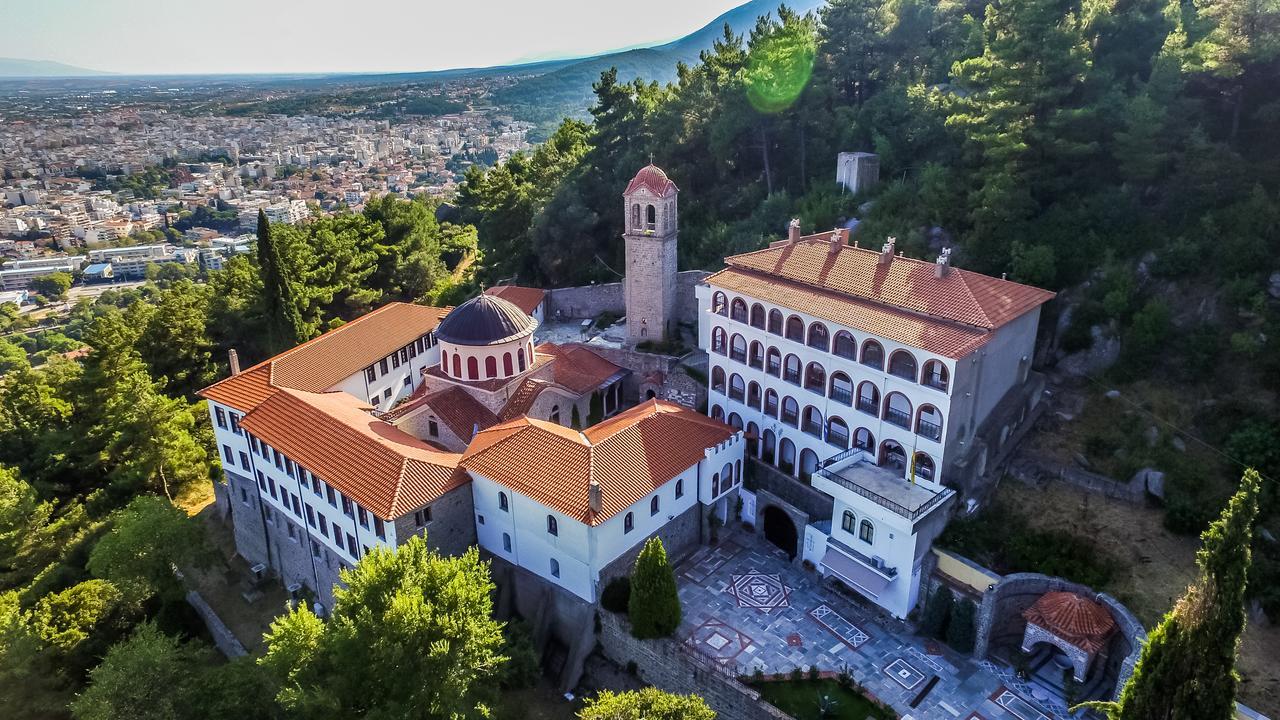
[628,537,681,639]
[1080,470,1262,720]
[946,599,976,653]
[255,209,307,353]
[920,585,953,639]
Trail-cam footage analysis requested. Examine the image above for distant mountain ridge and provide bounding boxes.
[0,57,108,77]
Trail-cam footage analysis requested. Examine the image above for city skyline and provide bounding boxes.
[1,0,746,76]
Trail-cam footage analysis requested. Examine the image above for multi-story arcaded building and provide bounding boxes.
[697,222,1054,618]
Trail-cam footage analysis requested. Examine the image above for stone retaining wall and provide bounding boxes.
[186,590,247,658]
[545,270,710,326]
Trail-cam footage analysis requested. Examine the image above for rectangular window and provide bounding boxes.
[287,523,296,540]
[318,513,329,537]
[311,540,321,558]
[223,444,234,462]
[333,530,344,550]
[312,475,322,497]
[273,449,283,470]
[239,487,249,505]
[362,545,371,557]
[291,494,301,517]
[256,471,266,491]
[399,348,408,364]
[239,452,250,470]
[477,515,485,525]
[414,507,431,527]
[382,388,391,400]
[379,358,389,374]
[264,507,274,524]
[428,420,439,437]
[409,342,418,358]
[358,506,369,529]
[370,396,379,406]
[305,504,316,528]
[403,376,411,387]
[229,413,241,435]
[251,436,260,455]
[342,496,353,517]
[374,517,385,540]
[215,407,227,429]
[268,476,277,500]
[327,485,337,507]
[286,459,296,479]
[391,352,401,369]
[366,366,377,383]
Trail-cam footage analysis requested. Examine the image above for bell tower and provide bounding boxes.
[623,164,679,344]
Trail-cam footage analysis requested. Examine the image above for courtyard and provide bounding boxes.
[675,532,1079,720]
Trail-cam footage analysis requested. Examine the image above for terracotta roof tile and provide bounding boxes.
[724,236,1054,330]
[538,343,627,394]
[498,377,552,421]
[483,285,546,316]
[199,302,450,414]
[461,400,734,525]
[386,385,499,441]
[707,267,992,359]
[239,388,464,519]
[1023,591,1117,653]
[623,164,678,196]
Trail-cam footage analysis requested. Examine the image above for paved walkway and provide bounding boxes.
[674,533,1076,720]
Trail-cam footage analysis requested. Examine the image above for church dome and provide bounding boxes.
[624,164,678,196]
[437,294,536,346]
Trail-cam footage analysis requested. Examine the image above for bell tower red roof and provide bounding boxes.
[624,164,678,196]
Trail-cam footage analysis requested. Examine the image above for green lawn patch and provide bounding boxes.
[751,678,895,720]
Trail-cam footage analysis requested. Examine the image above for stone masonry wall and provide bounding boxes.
[545,270,710,327]
[223,469,270,572]
[625,233,678,342]
[597,611,791,720]
[393,483,477,559]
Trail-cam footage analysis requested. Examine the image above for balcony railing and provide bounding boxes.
[917,418,942,442]
[923,374,948,392]
[804,379,824,394]
[729,387,745,402]
[830,387,853,405]
[802,419,823,437]
[730,348,746,363]
[885,407,911,429]
[749,355,764,370]
[784,369,801,385]
[856,397,878,416]
[766,360,781,376]
[781,409,799,426]
[816,448,952,521]
[827,430,849,448]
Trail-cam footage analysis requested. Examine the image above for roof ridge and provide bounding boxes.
[949,268,994,329]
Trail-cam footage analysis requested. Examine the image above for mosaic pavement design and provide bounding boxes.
[884,657,927,690]
[726,571,792,612]
[684,618,755,667]
[809,603,870,650]
[681,541,743,583]
[991,687,1054,720]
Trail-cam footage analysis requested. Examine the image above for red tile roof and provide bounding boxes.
[461,399,734,525]
[239,388,465,518]
[498,377,552,421]
[483,285,546,316]
[623,164,678,197]
[199,302,450,414]
[722,235,1054,330]
[386,385,499,441]
[538,343,627,394]
[1023,591,1117,653]
[707,267,992,359]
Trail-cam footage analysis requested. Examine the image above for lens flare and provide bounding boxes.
[745,31,816,114]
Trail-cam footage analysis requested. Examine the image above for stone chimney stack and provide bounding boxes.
[588,480,602,514]
[228,349,241,376]
[934,248,952,279]
[828,229,843,255]
[878,236,896,265]
[788,218,801,243]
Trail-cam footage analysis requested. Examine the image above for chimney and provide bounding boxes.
[588,480,602,514]
[878,236,896,265]
[228,348,241,376]
[828,229,843,255]
[787,218,801,243]
[934,248,952,279]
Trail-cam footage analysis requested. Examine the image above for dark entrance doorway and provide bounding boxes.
[762,505,798,560]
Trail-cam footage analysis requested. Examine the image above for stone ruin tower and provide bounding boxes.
[623,164,679,344]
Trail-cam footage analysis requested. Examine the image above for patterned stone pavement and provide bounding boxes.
[675,533,1072,720]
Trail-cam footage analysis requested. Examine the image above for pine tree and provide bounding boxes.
[1081,470,1262,719]
[256,209,307,353]
[628,537,681,639]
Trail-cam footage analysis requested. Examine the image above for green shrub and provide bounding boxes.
[500,619,540,689]
[945,600,976,653]
[807,665,819,681]
[601,576,631,614]
[790,667,803,682]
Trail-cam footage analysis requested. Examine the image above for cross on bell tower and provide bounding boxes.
[622,164,679,344]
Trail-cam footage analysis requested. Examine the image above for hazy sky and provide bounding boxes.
[1,0,747,75]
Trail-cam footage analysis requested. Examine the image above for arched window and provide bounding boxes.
[503,532,512,552]
[676,478,684,498]
[861,340,884,370]
[916,404,944,442]
[711,327,727,354]
[729,333,746,362]
[750,303,766,329]
[467,355,479,380]
[746,422,760,457]
[854,427,875,452]
[550,558,560,578]
[711,404,724,422]
[503,352,513,376]
[452,353,461,378]
[827,416,850,449]
[721,462,733,490]
[748,341,764,369]
[913,452,936,481]
[799,448,819,483]
[807,322,829,351]
[712,292,728,316]
[767,309,784,335]
[859,519,874,544]
[730,298,748,322]
[624,512,634,533]
[727,412,743,430]
[842,510,855,533]
[785,315,804,342]
[922,360,949,392]
[804,362,825,393]
[781,396,799,426]
[499,492,508,511]
[829,372,853,405]
[783,354,801,384]
[650,495,660,516]
[711,472,720,496]
[631,203,640,228]
[833,331,857,360]
[440,349,449,375]
[766,347,782,376]
[779,438,796,474]
[485,355,497,379]
[711,366,726,393]
[517,347,526,372]
[646,204,656,229]
[550,404,561,424]
[547,515,558,536]
[762,429,777,463]
[888,350,918,382]
[879,440,907,472]
[747,381,762,409]
[883,391,913,429]
[802,406,823,437]
[856,381,880,415]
